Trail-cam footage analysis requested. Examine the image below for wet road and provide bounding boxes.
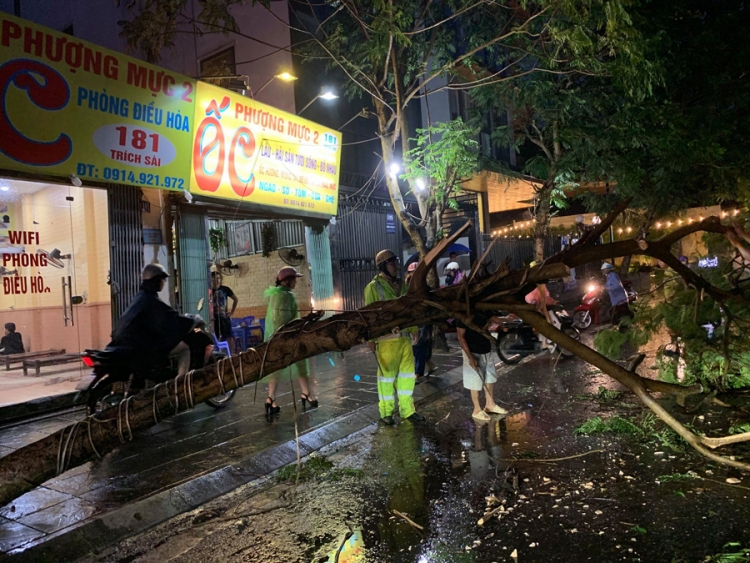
[84,352,750,563]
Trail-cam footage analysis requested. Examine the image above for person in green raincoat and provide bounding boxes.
[263,266,317,414]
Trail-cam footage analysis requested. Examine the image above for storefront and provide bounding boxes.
[0,13,194,408]
[0,13,342,408]
[0,178,111,356]
[173,80,341,341]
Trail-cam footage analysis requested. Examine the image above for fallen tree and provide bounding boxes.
[1,207,749,509]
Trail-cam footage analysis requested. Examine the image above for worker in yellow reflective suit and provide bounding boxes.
[364,249,425,426]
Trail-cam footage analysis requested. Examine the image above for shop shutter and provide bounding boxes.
[178,207,209,316]
[305,224,335,318]
[108,184,143,329]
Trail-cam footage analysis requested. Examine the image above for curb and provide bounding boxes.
[0,393,82,426]
[3,368,464,562]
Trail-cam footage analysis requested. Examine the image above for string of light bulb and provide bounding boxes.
[490,209,743,238]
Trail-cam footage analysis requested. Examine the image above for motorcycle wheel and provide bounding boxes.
[557,327,581,358]
[205,389,236,409]
[87,381,120,416]
[573,310,592,330]
[203,352,236,409]
[497,334,524,365]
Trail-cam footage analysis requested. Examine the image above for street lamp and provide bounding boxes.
[298,88,339,115]
[252,71,298,98]
[416,178,426,191]
[389,162,401,178]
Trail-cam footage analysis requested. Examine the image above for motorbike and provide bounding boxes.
[77,313,235,415]
[573,279,637,330]
[494,306,581,365]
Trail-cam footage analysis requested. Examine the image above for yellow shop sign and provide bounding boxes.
[191,82,341,216]
[0,13,194,190]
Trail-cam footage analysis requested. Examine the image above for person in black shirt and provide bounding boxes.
[210,271,238,349]
[0,323,24,355]
[456,313,508,422]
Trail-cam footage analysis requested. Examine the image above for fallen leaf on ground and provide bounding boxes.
[726,477,742,484]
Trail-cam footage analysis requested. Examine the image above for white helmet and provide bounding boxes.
[601,262,614,270]
[445,261,460,271]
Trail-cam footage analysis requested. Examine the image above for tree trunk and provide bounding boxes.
[534,182,553,262]
[2,213,747,508]
[374,100,427,257]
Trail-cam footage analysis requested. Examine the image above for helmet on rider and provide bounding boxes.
[601,262,614,270]
[376,249,399,280]
[445,261,460,271]
[142,263,169,281]
[376,249,398,268]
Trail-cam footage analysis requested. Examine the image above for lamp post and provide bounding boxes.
[252,71,297,98]
[298,88,339,115]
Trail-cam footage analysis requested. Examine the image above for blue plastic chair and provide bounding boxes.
[230,318,243,329]
[213,333,231,356]
[231,327,247,351]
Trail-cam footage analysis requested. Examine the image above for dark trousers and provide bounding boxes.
[413,342,432,376]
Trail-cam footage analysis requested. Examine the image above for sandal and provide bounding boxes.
[300,393,319,408]
[472,411,491,422]
[485,405,508,415]
[265,397,280,415]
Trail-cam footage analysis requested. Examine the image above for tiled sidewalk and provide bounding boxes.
[0,344,463,557]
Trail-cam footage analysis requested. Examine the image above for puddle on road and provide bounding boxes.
[342,405,546,563]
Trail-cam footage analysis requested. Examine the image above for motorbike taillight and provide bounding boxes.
[81,355,95,368]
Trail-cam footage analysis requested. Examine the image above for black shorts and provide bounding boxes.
[216,315,232,339]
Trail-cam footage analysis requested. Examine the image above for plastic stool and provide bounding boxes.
[213,333,231,356]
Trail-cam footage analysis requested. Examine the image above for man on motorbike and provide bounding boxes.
[110,264,195,376]
[601,262,632,323]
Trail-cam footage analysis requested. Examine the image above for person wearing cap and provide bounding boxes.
[110,263,194,376]
[364,250,424,425]
[210,269,238,350]
[262,266,316,415]
[601,262,631,323]
[0,322,24,355]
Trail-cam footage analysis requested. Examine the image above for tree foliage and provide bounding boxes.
[119,0,648,258]
[401,119,479,247]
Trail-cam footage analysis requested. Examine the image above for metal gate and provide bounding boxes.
[108,184,143,328]
[331,200,401,312]
[481,235,561,271]
[177,207,209,316]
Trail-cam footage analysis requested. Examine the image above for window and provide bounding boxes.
[209,219,305,258]
[200,47,236,89]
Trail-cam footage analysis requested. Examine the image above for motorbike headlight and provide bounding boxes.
[588,284,596,293]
